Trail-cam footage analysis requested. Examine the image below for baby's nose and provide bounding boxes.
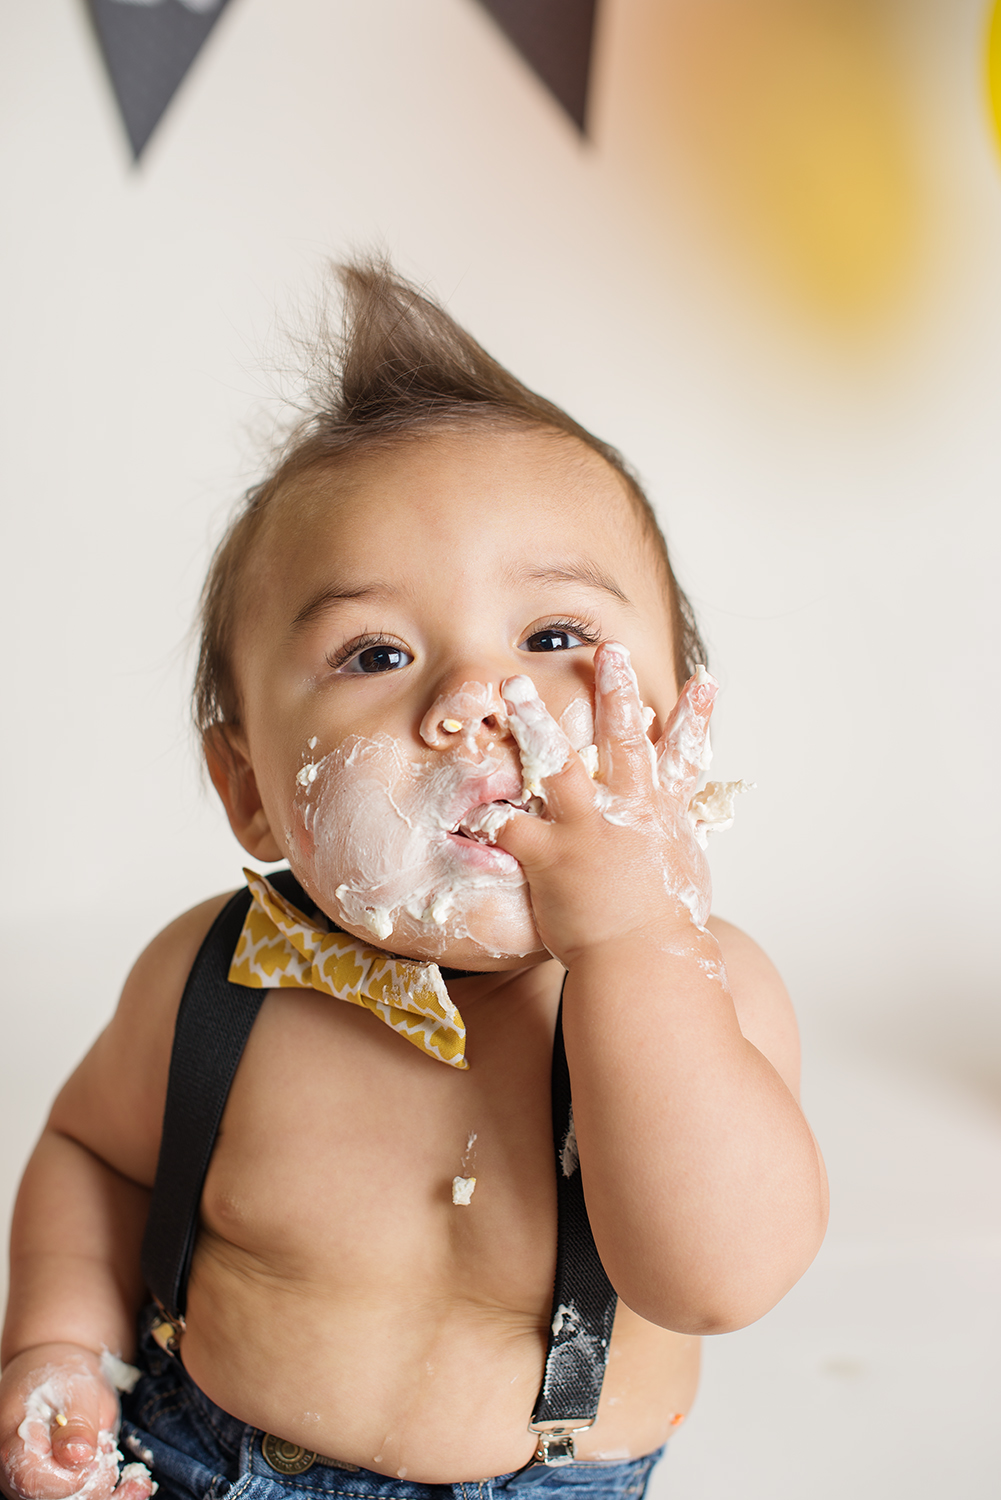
[420,681,510,749]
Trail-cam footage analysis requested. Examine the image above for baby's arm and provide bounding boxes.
[0,898,229,1500]
[0,1137,149,1500]
[496,648,828,1335]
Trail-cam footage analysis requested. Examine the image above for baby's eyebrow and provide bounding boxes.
[513,561,631,605]
[290,582,392,630]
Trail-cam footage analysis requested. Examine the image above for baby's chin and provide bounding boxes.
[306,886,547,970]
[377,927,550,971]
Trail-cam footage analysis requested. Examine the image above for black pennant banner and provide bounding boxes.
[474,0,598,133]
[84,0,597,162]
[85,0,234,159]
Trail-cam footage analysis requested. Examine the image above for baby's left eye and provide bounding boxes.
[522,627,591,653]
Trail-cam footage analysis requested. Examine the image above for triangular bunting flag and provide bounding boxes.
[85,0,234,160]
[473,0,598,133]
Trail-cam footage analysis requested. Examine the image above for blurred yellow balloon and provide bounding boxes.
[988,0,1001,151]
[641,0,921,326]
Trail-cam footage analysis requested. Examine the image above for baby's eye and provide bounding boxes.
[336,641,414,675]
[521,625,594,653]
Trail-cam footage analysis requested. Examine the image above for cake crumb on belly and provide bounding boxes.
[452,1175,476,1205]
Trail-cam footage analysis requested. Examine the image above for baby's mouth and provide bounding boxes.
[450,796,544,845]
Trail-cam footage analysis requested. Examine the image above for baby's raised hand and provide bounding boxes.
[0,1347,152,1500]
[496,643,717,965]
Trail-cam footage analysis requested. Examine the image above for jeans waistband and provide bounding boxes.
[120,1306,664,1500]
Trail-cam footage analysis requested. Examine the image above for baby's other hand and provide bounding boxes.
[496,644,716,964]
[0,1346,151,1500]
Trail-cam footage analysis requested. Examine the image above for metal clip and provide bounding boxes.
[150,1302,185,1355]
[533,1431,577,1467]
[529,1421,592,1467]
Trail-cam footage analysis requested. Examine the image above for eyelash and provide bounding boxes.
[325,632,407,672]
[325,617,603,674]
[522,617,602,650]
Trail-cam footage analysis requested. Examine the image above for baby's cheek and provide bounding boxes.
[285,757,327,872]
[283,737,414,918]
[285,800,316,869]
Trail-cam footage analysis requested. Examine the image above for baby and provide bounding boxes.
[0,264,828,1500]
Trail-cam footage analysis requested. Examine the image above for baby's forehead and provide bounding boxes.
[261,426,651,567]
[223,423,679,711]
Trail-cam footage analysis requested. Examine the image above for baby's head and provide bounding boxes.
[197,262,705,967]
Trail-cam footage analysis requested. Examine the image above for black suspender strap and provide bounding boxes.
[141,884,262,1326]
[529,992,617,1463]
[142,869,315,1328]
[141,878,616,1459]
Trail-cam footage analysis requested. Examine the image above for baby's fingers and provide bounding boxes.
[113,1465,155,1500]
[0,1356,122,1500]
[592,643,657,790]
[656,666,718,794]
[501,676,573,798]
[48,1417,97,1474]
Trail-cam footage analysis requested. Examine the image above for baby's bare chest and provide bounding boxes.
[199,986,560,1307]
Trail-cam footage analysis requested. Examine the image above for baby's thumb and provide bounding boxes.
[49,1415,98,1472]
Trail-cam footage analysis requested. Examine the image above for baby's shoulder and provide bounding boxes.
[119,891,237,1020]
[48,892,237,1187]
[705,915,801,1100]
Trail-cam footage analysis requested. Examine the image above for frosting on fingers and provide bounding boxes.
[594,643,659,789]
[8,1364,156,1500]
[657,665,718,788]
[501,676,572,798]
[688,780,755,849]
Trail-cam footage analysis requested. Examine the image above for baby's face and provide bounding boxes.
[224,426,679,967]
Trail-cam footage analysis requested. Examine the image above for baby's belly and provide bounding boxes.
[175,988,699,1480]
[180,1238,699,1482]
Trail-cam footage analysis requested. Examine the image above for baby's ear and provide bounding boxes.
[204,726,284,862]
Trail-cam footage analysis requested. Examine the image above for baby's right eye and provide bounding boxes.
[332,638,415,675]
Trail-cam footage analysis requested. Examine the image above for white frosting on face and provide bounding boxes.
[419,681,508,752]
[282,656,740,960]
[287,721,544,961]
[459,796,543,844]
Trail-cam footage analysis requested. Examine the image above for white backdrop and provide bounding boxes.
[2,2,999,1495]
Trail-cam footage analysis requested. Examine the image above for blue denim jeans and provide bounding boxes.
[119,1310,664,1500]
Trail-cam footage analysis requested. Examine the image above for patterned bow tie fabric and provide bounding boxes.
[228,869,468,1068]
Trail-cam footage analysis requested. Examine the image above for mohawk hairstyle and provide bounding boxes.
[195,260,706,737]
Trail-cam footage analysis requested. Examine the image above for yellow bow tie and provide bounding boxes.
[228,869,468,1069]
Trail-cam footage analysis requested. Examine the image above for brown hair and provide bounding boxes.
[195,260,706,736]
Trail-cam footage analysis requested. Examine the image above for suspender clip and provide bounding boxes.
[150,1301,186,1355]
[529,1421,593,1467]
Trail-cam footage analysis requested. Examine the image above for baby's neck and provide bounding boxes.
[443,957,563,1022]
